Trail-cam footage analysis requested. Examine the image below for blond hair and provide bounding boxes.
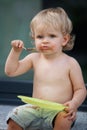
[30,7,75,51]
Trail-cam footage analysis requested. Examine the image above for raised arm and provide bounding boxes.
[5,40,33,77]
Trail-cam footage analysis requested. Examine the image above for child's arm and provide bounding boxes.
[69,58,86,109]
[64,58,86,121]
[5,40,33,77]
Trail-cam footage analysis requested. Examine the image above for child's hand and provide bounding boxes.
[63,101,77,121]
[11,40,24,52]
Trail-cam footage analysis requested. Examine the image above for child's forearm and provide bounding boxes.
[5,48,21,76]
[71,87,86,109]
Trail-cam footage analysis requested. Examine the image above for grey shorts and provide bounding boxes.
[6,104,63,130]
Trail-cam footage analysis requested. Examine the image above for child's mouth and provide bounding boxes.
[40,46,50,51]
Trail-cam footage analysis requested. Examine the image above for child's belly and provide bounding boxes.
[33,85,73,104]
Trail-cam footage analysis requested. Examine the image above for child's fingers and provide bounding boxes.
[11,40,24,48]
[64,110,76,121]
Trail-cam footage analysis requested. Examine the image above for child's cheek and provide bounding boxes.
[52,45,58,50]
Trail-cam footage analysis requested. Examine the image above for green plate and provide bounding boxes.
[18,95,67,111]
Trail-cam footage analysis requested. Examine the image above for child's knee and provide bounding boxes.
[54,112,72,129]
[7,119,23,130]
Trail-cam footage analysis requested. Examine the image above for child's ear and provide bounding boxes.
[62,34,70,46]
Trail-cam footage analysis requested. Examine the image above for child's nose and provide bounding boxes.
[42,37,49,44]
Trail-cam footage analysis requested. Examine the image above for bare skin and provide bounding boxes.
[5,27,86,130]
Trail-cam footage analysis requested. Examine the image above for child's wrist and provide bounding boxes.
[71,99,79,109]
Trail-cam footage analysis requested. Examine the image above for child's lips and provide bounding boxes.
[40,46,50,50]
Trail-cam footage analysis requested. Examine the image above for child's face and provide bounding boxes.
[33,25,68,55]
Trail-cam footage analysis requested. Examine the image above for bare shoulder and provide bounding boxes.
[24,52,40,61]
[63,54,83,81]
[23,52,41,67]
[65,54,86,89]
[65,54,81,70]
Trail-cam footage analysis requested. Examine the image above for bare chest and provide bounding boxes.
[34,60,70,84]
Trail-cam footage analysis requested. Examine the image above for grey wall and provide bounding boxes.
[0,0,42,80]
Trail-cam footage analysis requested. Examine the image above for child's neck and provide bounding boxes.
[40,51,63,60]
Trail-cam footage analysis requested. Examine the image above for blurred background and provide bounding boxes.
[0,0,87,83]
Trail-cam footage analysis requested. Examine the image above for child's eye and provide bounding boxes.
[50,34,56,38]
[37,35,43,39]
